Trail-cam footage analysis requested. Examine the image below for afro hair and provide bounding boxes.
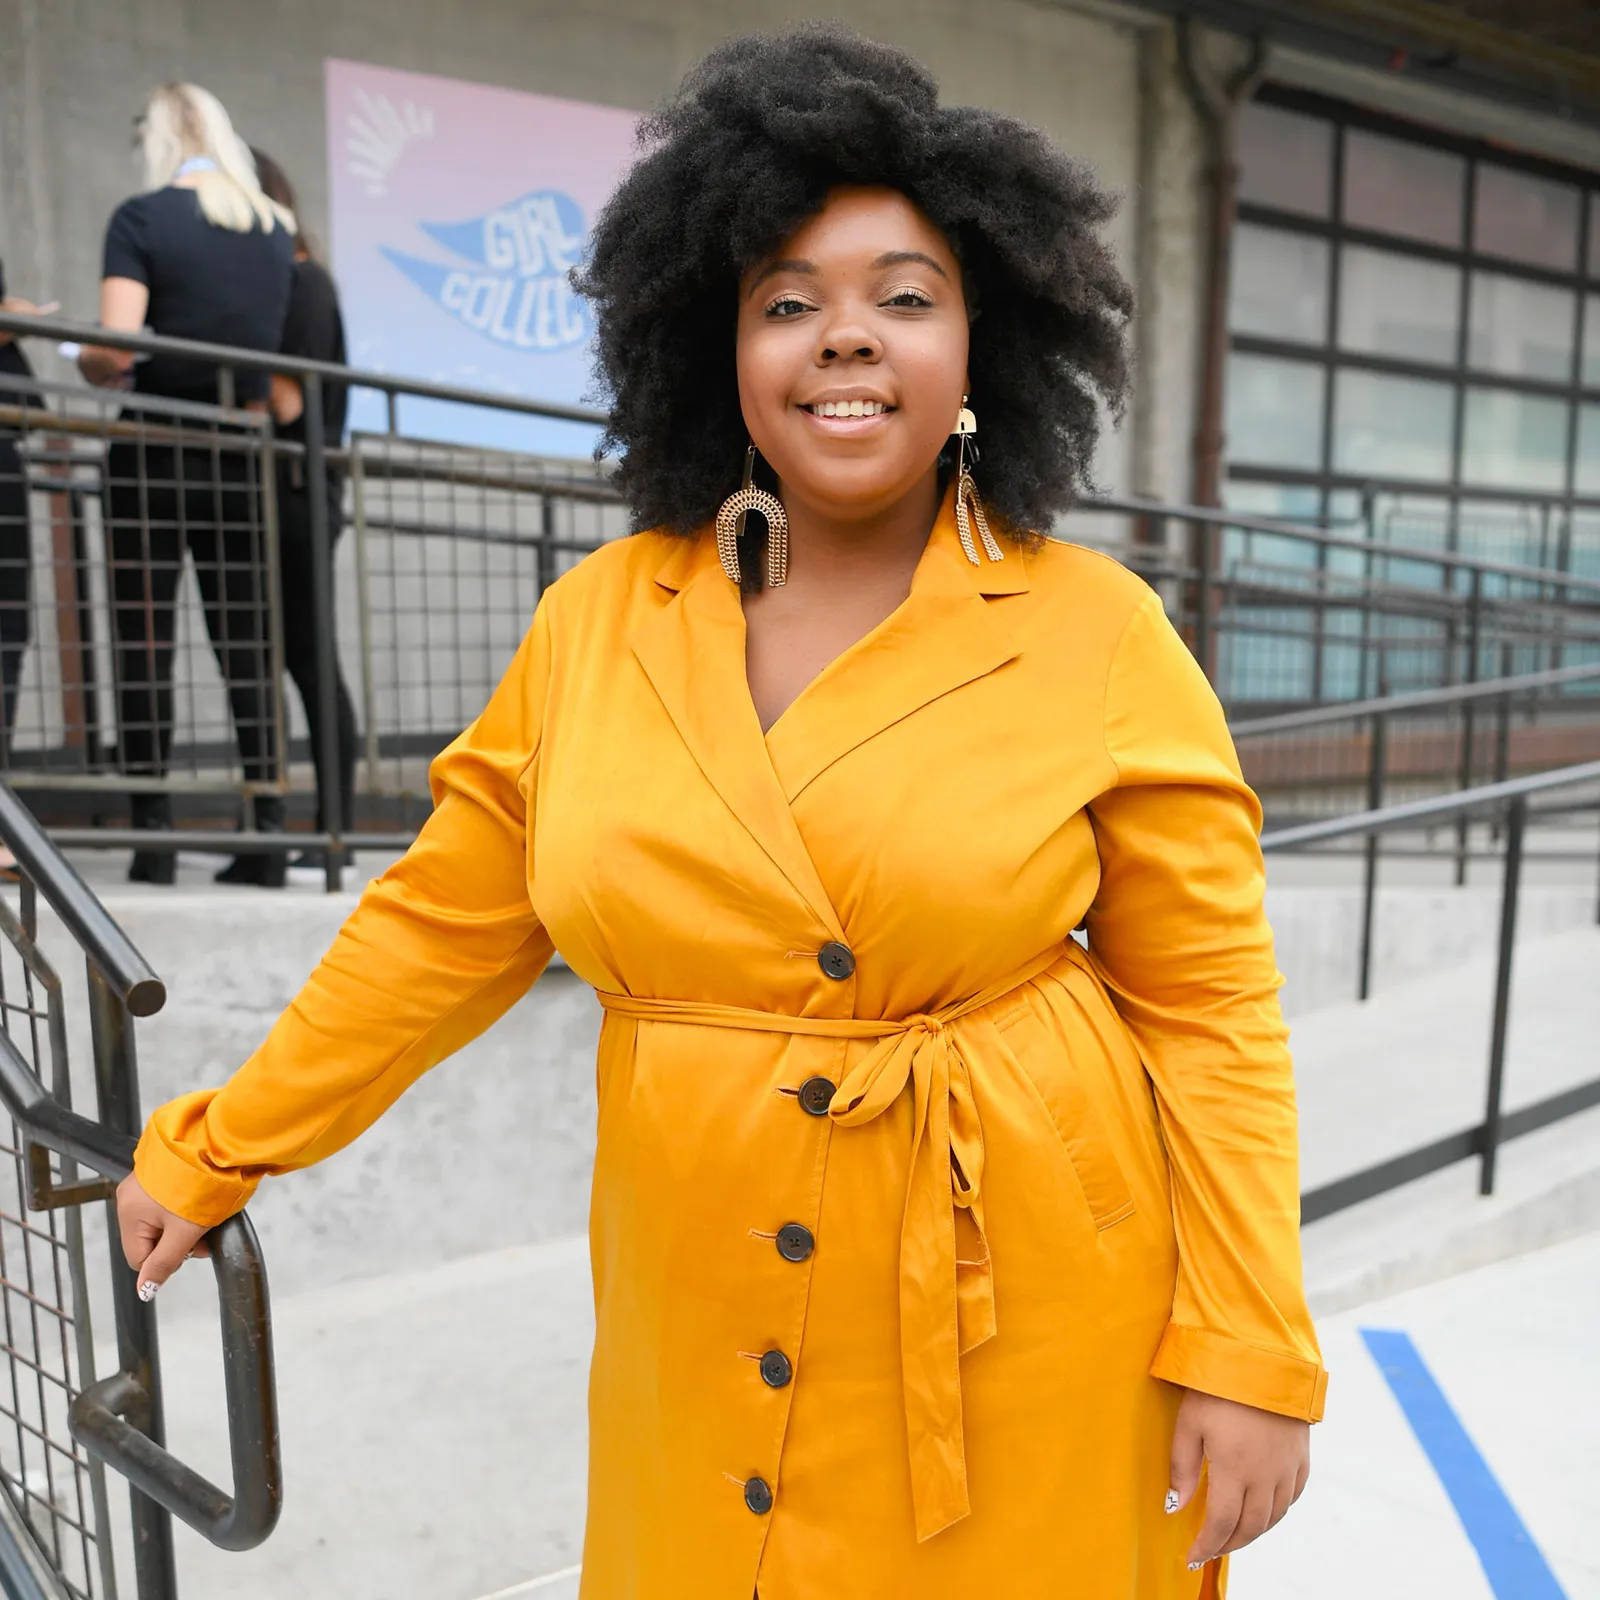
[575,23,1132,543]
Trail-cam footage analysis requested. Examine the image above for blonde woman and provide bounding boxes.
[81,84,295,885]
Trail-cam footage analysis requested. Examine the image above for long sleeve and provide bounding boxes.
[133,605,557,1228]
[1085,590,1327,1423]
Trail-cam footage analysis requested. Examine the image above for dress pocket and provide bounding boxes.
[993,1002,1136,1232]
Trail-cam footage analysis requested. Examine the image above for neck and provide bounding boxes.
[776,470,942,589]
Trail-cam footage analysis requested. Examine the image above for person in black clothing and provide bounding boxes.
[0,260,52,760]
[80,83,295,885]
[224,149,359,883]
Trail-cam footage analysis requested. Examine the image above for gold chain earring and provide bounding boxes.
[715,444,788,587]
[953,396,1003,566]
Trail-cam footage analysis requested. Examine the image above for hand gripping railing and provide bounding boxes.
[0,784,281,1561]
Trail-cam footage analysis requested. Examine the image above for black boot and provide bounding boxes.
[214,795,287,889]
[127,793,176,886]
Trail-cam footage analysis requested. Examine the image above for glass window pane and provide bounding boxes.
[1332,371,1454,479]
[1239,102,1333,217]
[1467,272,1575,380]
[1229,225,1328,342]
[1342,130,1464,247]
[1570,510,1600,579]
[1577,404,1600,495]
[1219,482,1321,567]
[1338,245,1460,364]
[1461,388,1569,490]
[1456,498,1558,569]
[1590,195,1600,279]
[1583,296,1600,388]
[1474,165,1579,271]
[1225,353,1324,469]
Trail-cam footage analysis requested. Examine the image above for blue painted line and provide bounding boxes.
[1361,1327,1567,1600]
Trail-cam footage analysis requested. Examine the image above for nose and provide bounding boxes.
[815,311,881,366]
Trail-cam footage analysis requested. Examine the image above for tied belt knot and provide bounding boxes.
[597,941,1070,1542]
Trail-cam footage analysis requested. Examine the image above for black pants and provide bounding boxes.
[106,439,277,782]
[278,467,357,834]
[0,436,31,754]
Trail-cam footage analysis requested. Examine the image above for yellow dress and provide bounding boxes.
[135,484,1326,1600]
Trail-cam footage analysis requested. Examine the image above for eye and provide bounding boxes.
[883,287,934,309]
[764,295,814,319]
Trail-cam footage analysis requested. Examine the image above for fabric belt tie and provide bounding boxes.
[597,941,1070,1542]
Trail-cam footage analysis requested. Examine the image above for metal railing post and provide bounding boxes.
[1194,519,1214,684]
[1455,567,1484,885]
[1493,642,1513,791]
[86,963,178,1600]
[538,492,557,596]
[302,377,345,893]
[1480,795,1526,1197]
[1357,707,1386,1001]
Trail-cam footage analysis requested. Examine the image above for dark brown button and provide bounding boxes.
[817,941,855,980]
[759,1350,792,1388]
[776,1224,814,1262]
[744,1475,773,1515]
[798,1076,836,1116]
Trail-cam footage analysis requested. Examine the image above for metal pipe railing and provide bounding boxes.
[1263,759,1600,1220]
[0,785,284,1574]
[1232,659,1600,738]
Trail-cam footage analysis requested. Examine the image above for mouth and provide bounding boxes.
[798,398,896,432]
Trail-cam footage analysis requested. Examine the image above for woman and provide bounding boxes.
[81,83,295,885]
[0,259,52,758]
[207,149,358,887]
[117,29,1323,1598]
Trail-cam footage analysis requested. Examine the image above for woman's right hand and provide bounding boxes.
[115,1173,210,1300]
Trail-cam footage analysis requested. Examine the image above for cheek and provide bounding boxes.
[735,325,796,421]
[894,331,968,443]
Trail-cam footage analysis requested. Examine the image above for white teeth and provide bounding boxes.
[849,399,866,417]
[811,400,886,417]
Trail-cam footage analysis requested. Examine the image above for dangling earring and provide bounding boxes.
[953,396,1003,566]
[715,444,788,587]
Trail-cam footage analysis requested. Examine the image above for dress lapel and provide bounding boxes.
[630,534,847,939]
[763,485,1029,804]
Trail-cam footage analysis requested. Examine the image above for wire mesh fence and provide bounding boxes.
[0,878,113,1600]
[345,434,624,813]
[0,372,284,801]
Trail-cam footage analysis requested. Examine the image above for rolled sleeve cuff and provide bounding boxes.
[132,1123,259,1230]
[1150,1321,1328,1422]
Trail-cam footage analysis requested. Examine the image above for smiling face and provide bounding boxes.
[735,185,970,525]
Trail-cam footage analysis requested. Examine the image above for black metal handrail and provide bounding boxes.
[1263,759,1600,1222]
[1080,488,1600,600]
[0,786,282,1566]
[1232,659,1600,738]
[0,788,164,1017]
[0,309,607,426]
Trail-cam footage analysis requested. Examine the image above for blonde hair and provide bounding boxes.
[138,83,295,236]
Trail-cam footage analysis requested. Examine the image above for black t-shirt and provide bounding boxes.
[102,187,293,404]
[277,258,348,446]
[0,258,43,442]
[0,257,42,405]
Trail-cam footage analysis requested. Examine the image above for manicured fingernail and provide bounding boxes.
[1188,1561,1204,1572]
[137,1280,158,1302]
[1165,1489,1180,1514]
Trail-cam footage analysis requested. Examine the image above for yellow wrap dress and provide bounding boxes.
[134,485,1327,1599]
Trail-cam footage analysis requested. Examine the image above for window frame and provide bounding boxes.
[1229,83,1599,541]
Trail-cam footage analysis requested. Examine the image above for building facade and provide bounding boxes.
[2,0,1598,595]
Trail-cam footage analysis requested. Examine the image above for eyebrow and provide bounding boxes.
[745,249,951,297]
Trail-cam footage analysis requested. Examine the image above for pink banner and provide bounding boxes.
[324,59,639,453]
